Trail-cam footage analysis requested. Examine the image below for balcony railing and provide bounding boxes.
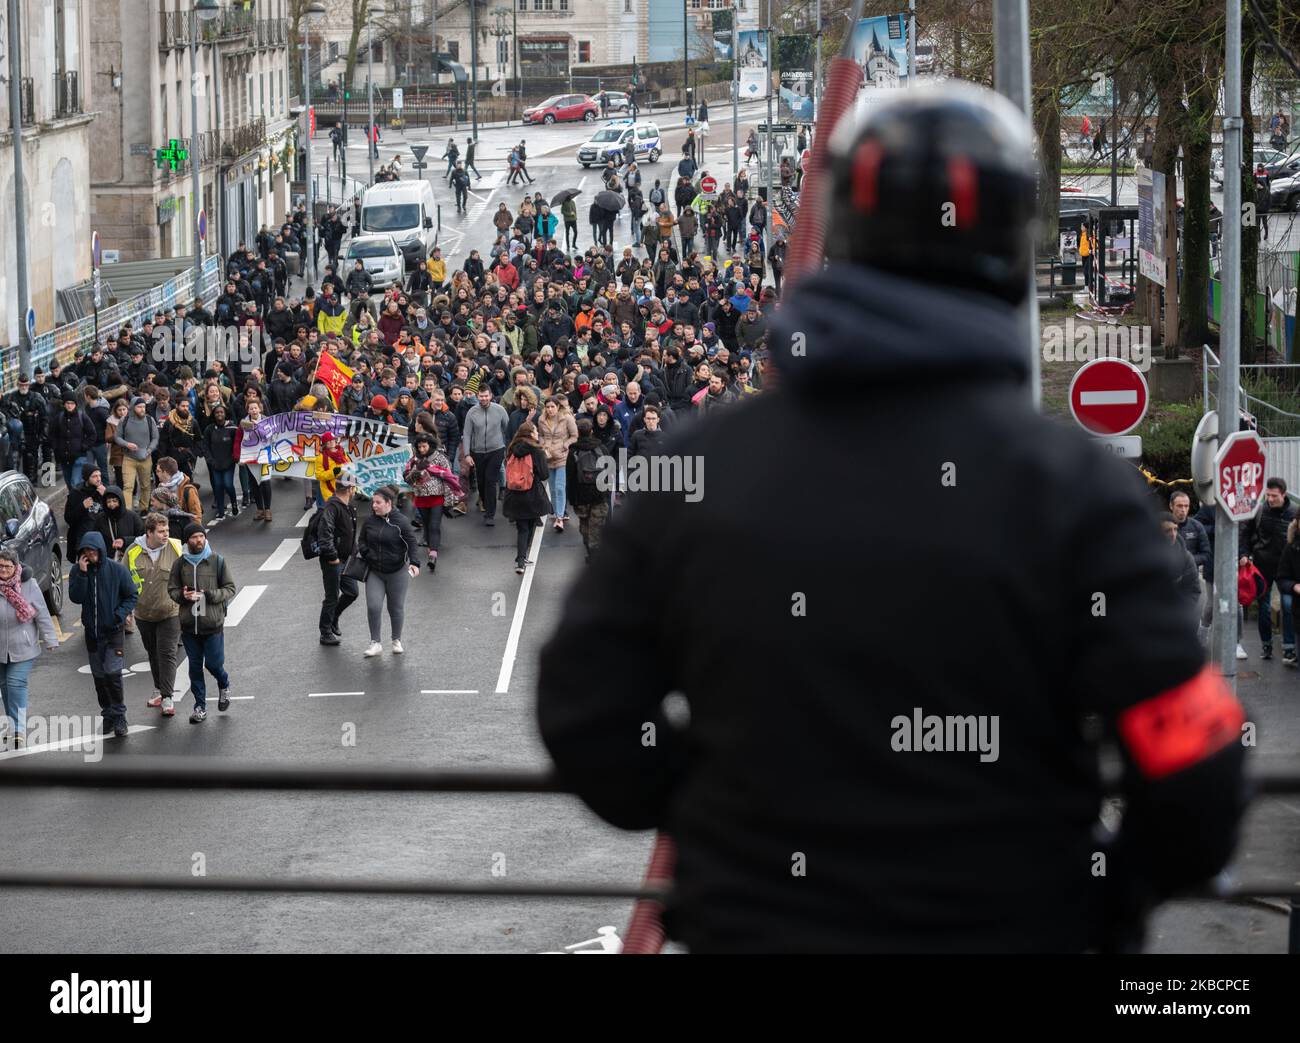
[256,18,287,49]
[19,77,35,125]
[221,116,267,159]
[53,72,82,118]
[218,8,256,38]
[161,10,194,49]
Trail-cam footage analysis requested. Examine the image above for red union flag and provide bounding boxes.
[315,351,354,409]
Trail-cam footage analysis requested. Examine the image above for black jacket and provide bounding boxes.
[202,421,238,471]
[1244,499,1295,577]
[1176,515,1211,573]
[502,442,552,521]
[537,262,1246,954]
[50,407,97,463]
[358,510,418,574]
[93,486,146,557]
[317,494,358,562]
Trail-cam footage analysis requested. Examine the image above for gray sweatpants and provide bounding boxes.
[365,568,410,642]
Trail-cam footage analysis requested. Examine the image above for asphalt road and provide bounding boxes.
[0,479,653,954]
[0,109,1293,952]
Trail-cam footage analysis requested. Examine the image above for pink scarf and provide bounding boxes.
[0,572,35,624]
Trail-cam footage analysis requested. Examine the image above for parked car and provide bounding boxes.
[345,234,405,290]
[593,90,631,113]
[1212,146,1299,185]
[1059,193,1114,220]
[523,94,599,125]
[1267,172,1300,212]
[0,471,62,616]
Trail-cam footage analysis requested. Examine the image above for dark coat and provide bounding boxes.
[1176,515,1211,573]
[358,510,419,574]
[50,406,97,464]
[93,487,146,558]
[67,531,138,638]
[502,441,552,521]
[1244,499,1296,577]
[317,494,358,562]
[537,261,1243,955]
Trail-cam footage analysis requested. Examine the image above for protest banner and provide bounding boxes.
[339,447,413,496]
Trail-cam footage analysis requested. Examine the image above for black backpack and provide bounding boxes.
[575,447,604,487]
[300,507,325,560]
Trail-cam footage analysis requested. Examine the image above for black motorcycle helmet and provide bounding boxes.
[823,81,1039,304]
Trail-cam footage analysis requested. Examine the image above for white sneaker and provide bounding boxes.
[391,640,404,654]
[1236,643,1248,660]
[363,642,383,658]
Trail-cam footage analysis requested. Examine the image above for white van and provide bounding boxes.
[576,120,662,167]
[360,180,438,269]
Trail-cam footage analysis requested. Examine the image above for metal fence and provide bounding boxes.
[0,255,222,393]
[0,755,1295,951]
[53,72,81,119]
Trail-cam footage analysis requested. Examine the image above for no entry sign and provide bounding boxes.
[700,174,717,195]
[1214,430,1267,521]
[1068,358,1149,436]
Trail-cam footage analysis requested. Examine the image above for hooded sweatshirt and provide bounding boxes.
[67,531,138,638]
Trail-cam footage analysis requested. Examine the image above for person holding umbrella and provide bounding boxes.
[594,189,625,249]
[552,189,581,250]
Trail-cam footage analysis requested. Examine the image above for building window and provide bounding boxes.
[160,86,168,143]
[497,39,510,65]
[559,0,568,9]
[518,0,527,8]
[624,0,632,11]
[373,40,384,62]
[447,40,459,60]
[578,41,590,62]
[177,80,184,137]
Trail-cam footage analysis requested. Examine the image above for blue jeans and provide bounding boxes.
[549,465,567,518]
[61,453,93,492]
[0,658,34,738]
[180,631,229,710]
[89,444,109,478]
[211,467,237,514]
[1257,577,1295,650]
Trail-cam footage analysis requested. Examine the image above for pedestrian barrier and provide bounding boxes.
[0,756,1296,952]
[2,256,223,392]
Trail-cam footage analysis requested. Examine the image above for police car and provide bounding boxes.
[576,119,662,167]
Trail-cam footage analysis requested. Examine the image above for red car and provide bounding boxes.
[523,94,599,125]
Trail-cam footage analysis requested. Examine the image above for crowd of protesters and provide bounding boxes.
[0,131,785,742]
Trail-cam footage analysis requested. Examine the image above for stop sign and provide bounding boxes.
[1214,430,1267,521]
[1068,358,1149,435]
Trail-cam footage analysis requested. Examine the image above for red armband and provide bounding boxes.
[1116,665,1245,780]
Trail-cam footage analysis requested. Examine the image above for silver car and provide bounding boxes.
[345,234,404,290]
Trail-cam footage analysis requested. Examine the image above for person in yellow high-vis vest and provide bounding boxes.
[1078,224,1093,290]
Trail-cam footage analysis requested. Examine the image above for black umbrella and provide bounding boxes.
[594,190,625,212]
[551,188,582,207]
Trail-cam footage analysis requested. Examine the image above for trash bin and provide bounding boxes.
[1060,250,1079,287]
[285,251,302,277]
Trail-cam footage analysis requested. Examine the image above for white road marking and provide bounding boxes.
[420,689,479,694]
[258,539,302,572]
[296,508,316,528]
[0,725,157,760]
[1079,390,1138,406]
[224,585,267,627]
[308,691,363,698]
[227,695,256,701]
[494,522,546,694]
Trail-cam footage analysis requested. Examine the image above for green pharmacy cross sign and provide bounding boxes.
[155,139,189,172]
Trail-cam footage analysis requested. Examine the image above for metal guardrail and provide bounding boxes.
[0,255,222,391]
[0,757,1296,929]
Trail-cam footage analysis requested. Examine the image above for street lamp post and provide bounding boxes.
[469,0,479,142]
[7,0,32,373]
[191,2,221,297]
[301,2,327,288]
[367,3,386,185]
[683,0,690,119]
